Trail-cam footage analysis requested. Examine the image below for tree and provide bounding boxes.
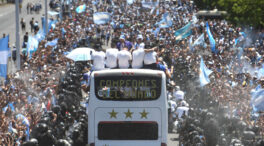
[194,0,264,28]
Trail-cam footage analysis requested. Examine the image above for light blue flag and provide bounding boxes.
[27,36,39,58]
[257,64,264,79]
[192,33,205,51]
[0,35,9,78]
[174,22,192,40]
[45,38,58,47]
[142,1,158,9]
[35,30,45,42]
[48,19,57,30]
[93,12,111,25]
[199,57,213,86]
[48,11,60,16]
[2,102,15,113]
[16,114,30,141]
[127,0,134,5]
[206,22,217,54]
[189,36,193,51]
[156,8,159,16]
[251,87,264,112]
[76,4,86,13]
[153,27,160,37]
[157,12,173,28]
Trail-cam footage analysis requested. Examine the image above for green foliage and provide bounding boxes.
[194,0,264,28]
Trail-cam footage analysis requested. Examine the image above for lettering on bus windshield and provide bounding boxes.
[94,76,162,100]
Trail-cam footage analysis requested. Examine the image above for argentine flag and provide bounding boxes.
[199,57,213,86]
[27,36,39,58]
[76,4,86,13]
[93,12,111,25]
[0,35,10,78]
[174,22,192,41]
[206,22,217,54]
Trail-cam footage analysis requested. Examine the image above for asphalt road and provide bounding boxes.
[0,0,50,75]
[168,133,179,146]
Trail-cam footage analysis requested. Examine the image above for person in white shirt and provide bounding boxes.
[91,51,105,71]
[133,34,145,50]
[117,48,132,69]
[173,86,185,102]
[131,49,145,69]
[144,47,158,69]
[132,47,157,69]
[105,48,118,69]
[175,101,189,119]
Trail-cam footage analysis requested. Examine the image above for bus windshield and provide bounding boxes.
[94,74,162,101]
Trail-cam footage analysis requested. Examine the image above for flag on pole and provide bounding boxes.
[206,22,216,54]
[174,22,192,41]
[76,4,86,13]
[93,12,111,25]
[199,57,213,86]
[0,35,10,78]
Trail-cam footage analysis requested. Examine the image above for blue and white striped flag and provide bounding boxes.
[192,33,205,50]
[27,36,39,58]
[76,4,86,13]
[206,22,217,54]
[0,35,9,78]
[157,12,173,28]
[174,22,192,40]
[48,11,60,16]
[199,57,213,86]
[93,12,111,25]
[142,1,158,9]
[16,114,30,141]
[45,38,59,47]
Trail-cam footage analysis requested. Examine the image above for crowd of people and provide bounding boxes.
[1,0,264,145]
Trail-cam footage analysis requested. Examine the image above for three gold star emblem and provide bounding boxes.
[108,109,118,119]
[140,109,149,119]
[124,109,133,119]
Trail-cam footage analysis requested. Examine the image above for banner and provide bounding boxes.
[174,22,192,40]
[93,12,111,25]
[0,35,10,78]
[206,22,216,54]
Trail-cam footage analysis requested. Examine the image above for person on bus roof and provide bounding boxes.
[116,35,133,51]
[105,48,119,69]
[117,47,132,69]
[91,51,105,71]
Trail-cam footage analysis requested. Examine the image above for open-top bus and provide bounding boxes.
[88,69,168,146]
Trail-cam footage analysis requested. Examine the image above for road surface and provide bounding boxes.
[0,0,50,75]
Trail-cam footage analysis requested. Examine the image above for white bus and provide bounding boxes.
[88,69,168,146]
